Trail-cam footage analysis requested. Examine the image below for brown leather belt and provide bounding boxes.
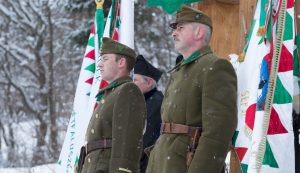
[160,122,202,166]
[77,139,112,173]
[160,122,202,137]
[85,138,112,155]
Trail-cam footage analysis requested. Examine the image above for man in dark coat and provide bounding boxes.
[145,6,237,173]
[77,37,146,173]
[133,55,164,173]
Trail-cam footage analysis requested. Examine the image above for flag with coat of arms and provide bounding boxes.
[232,0,300,172]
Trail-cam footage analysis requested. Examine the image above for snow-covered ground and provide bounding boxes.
[0,164,58,173]
[0,155,231,173]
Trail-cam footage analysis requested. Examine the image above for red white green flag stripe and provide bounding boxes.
[58,0,135,172]
[57,1,106,172]
[233,0,299,172]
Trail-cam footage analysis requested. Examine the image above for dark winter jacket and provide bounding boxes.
[140,88,163,173]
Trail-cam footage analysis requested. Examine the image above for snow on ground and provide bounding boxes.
[0,163,58,173]
[0,153,231,173]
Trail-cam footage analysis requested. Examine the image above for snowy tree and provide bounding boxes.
[0,0,177,168]
[134,1,177,89]
[0,0,84,166]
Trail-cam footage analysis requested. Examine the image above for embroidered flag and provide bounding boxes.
[57,1,107,172]
[233,0,299,172]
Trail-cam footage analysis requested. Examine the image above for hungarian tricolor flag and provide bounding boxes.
[233,0,300,172]
[57,0,134,172]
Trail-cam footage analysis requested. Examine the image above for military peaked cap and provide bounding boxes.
[134,55,163,82]
[170,5,212,30]
[100,37,136,60]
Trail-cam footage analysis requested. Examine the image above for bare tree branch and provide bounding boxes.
[2,65,38,114]
[0,45,39,80]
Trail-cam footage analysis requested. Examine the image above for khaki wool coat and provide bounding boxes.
[81,76,146,173]
[145,46,237,173]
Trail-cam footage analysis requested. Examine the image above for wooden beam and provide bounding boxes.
[216,0,239,4]
[239,0,256,52]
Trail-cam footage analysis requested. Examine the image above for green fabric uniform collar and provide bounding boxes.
[96,76,132,97]
[168,46,212,73]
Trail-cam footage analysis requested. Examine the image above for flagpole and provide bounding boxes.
[119,0,134,48]
[57,1,106,172]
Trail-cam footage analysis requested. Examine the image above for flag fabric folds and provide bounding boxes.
[58,0,134,172]
[233,0,300,172]
[57,0,110,172]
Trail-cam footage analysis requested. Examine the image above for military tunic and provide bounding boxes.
[146,46,237,173]
[82,76,146,173]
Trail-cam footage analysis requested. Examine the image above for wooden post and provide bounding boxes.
[194,0,256,58]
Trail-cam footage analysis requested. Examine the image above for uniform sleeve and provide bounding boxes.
[188,59,237,173]
[109,83,146,173]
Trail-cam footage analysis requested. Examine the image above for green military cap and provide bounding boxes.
[170,5,212,30]
[100,37,136,60]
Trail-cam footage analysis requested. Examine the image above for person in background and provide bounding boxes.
[133,55,163,173]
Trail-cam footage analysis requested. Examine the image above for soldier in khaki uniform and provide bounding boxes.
[78,37,146,173]
[145,6,237,173]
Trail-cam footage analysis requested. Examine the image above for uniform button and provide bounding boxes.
[88,158,91,163]
[95,113,99,118]
[91,129,95,134]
